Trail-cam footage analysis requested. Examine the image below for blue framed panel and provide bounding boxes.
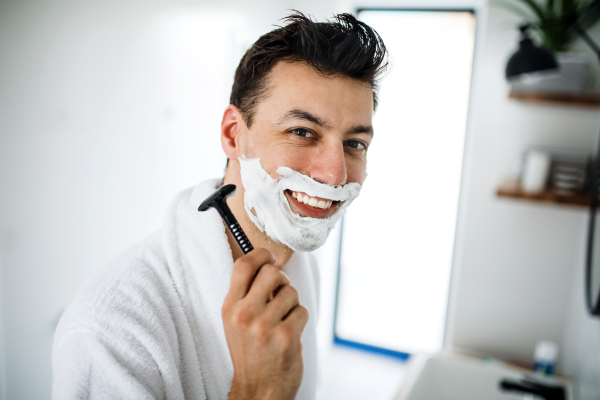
[332,7,477,360]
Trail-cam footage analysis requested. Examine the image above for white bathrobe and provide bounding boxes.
[52,179,320,400]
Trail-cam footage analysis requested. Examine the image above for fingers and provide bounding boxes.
[264,285,300,322]
[280,304,309,332]
[246,264,291,304]
[228,248,276,301]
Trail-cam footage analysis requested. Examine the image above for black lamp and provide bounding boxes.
[505,25,559,80]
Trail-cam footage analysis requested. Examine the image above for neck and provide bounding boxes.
[223,165,294,268]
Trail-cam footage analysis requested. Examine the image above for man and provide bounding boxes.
[52,12,387,400]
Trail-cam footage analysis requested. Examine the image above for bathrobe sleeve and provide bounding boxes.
[51,236,194,400]
[52,328,165,399]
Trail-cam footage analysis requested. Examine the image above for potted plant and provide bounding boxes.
[495,0,600,92]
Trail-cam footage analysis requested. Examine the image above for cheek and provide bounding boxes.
[241,122,273,158]
[346,158,368,185]
[259,148,313,179]
[261,149,368,184]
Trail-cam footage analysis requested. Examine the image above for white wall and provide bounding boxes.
[1,0,600,399]
[445,6,600,399]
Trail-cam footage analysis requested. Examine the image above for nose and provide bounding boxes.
[307,142,347,186]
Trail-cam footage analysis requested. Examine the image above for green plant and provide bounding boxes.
[494,0,600,51]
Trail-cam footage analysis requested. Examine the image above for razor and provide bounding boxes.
[198,184,254,254]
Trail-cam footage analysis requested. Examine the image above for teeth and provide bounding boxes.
[291,191,334,209]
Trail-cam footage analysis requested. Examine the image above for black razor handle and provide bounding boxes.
[198,184,254,255]
[221,212,254,255]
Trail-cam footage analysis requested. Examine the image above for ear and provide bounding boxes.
[221,105,245,160]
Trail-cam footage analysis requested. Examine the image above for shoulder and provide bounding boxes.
[51,232,183,398]
[54,231,181,358]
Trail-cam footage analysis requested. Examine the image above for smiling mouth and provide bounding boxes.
[290,191,335,209]
[284,190,342,218]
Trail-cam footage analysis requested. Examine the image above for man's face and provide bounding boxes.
[237,61,374,219]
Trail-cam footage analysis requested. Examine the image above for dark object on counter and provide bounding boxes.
[198,184,254,254]
[499,378,565,400]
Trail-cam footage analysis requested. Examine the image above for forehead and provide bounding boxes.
[255,61,374,126]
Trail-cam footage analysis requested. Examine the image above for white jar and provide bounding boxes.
[521,150,551,194]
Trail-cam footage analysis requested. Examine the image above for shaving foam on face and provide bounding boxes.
[238,157,362,252]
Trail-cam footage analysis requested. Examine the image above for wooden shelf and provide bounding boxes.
[497,179,591,208]
[509,89,600,108]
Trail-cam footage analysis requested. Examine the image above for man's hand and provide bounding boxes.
[222,248,309,400]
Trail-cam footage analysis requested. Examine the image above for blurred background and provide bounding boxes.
[1,0,600,399]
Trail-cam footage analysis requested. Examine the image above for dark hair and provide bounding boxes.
[229,11,389,127]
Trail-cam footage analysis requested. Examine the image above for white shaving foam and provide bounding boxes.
[238,157,362,252]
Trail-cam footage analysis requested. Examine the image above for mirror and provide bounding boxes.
[586,152,600,316]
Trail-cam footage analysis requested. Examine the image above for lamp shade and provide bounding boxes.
[506,36,559,80]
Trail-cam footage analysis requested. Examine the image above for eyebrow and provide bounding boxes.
[278,109,331,129]
[277,108,374,137]
[348,124,374,137]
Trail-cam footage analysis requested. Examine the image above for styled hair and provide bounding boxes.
[229,11,389,127]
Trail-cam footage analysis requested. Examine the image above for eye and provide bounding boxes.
[290,128,315,138]
[344,140,367,151]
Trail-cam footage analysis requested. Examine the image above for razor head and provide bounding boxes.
[198,184,237,212]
